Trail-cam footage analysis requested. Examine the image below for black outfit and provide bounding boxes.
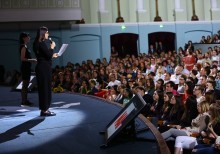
[114,94,124,104]
[203,122,220,144]
[20,45,31,80]
[100,74,108,88]
[148,99,164,118]
[214,89,220,100]
[180,96,198,128]
[33,40,54,112]
[196,121,220,149]
[87,87,99,95]
[20,44,32,105]
[156,44,166,54]
[160,104,173,121]
[148,48,156,55]
[141,94,154,117]
[158,105,184,133]
[62,81,73,91]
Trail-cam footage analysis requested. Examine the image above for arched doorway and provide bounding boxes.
[148,32,176,53]
[110,33,139,58]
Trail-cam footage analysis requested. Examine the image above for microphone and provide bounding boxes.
[49,38,56,49]
[49,37,53,43]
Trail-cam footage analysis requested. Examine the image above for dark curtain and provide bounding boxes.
[148,32,176,52]
[111,33,139,58]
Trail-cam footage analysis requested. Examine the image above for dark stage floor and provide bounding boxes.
[0,86,169,154]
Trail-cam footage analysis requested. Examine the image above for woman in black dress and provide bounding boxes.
[33,26,58,116]
[19,32,36,106]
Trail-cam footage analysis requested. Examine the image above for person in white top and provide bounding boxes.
[211,50,219,63]
[177,74,187,94]
[170,65,184,85]
[163,101,210,154]
[145,63,154,75]
[155,63,165,82]
[196,53,204,65]
[106,73,121,88]
[193,84,205,104]
[150,58,157,72]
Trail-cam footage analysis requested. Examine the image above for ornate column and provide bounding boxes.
[211,0,218,10]
[154,0,162,21]
[116,0,124,22]
[136,0,147,22]
[191,0,199,21]
[173,0,185,21]
[99,0,106,12]
[174,0,182,11]
[137,0,144,11]
[98,0,110,23]
[210,0,220,20]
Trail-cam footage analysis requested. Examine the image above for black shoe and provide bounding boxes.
[40,111,56,116]
[21,100,34,107]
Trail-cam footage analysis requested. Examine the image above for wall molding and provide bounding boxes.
[0,8,81,22]
[0,0,80,8]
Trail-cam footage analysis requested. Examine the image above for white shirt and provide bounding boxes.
[196,95,205,104]
[107,80,121,87]
[211,55,219,62]
[170,74,181,84]
[154,74,164,82]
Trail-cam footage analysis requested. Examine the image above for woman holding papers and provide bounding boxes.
[33,26,58,116]
[19,32,36,107]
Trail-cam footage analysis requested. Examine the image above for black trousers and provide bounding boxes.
[35,61,52,111]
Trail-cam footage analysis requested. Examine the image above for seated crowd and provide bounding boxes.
[51,44,220,154]
[199,33,220,44]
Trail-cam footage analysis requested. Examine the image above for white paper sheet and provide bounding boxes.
[57,44,68,56]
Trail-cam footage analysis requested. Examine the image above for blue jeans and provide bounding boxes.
[162,128,188,141]
[192,144,219,154]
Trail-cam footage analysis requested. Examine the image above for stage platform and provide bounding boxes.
[0,86,170,154]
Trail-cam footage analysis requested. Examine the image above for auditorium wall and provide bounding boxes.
[0,21,220,72]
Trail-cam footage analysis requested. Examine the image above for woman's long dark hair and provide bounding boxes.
[34,26,48,43]
[33,26,48,55]
[209,101,220,126]
[162,92,173,111]
[181,95,198,121]
[185,81,195,95]
[170,95,182,114]
[154,90,164,101]
[19,32,29,53]
[19,32,29,45]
